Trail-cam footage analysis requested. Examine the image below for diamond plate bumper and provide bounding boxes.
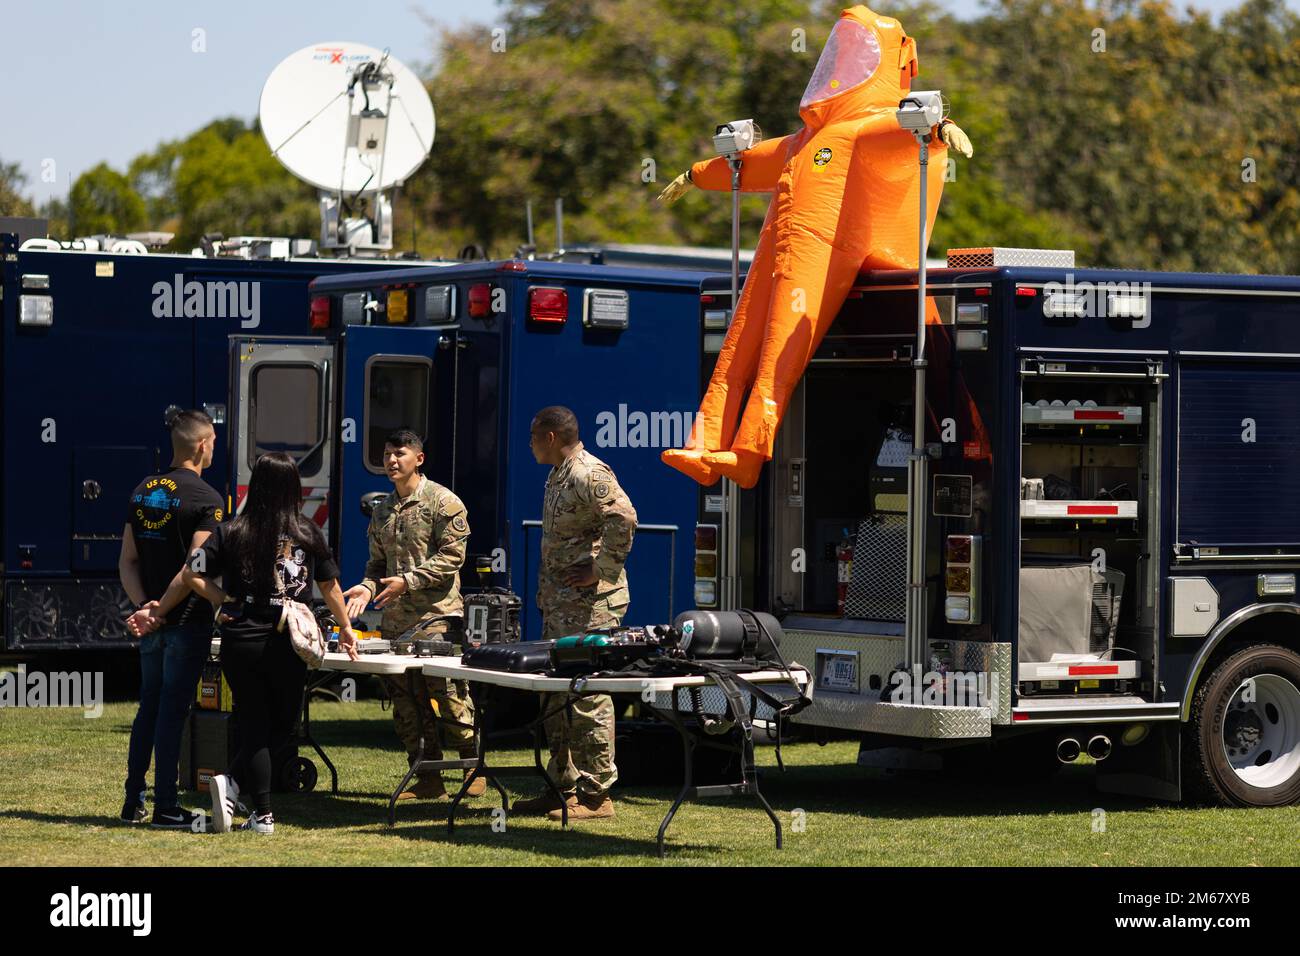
[781,627,1011,738]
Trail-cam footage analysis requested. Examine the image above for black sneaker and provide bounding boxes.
[120,791,147,824]
[150,807,210,832]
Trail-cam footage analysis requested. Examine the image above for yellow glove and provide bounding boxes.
[657,171,694,205]
[940,121,973,159]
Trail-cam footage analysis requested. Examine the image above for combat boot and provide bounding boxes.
[459,748,487,797]
[397,776,448,801]
[549,791,613,821]
[512,790,575,815]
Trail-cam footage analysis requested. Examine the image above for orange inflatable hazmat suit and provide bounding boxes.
[660,5,969,489]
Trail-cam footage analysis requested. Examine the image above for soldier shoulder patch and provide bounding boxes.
[594,482,610,499]
[452,514,468,533]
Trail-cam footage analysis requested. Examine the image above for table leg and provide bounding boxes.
[656,700,696,859]
[300,673,339,793]
[388,667,434,826]
[649,684,784,856]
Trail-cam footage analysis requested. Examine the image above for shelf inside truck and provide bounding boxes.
[1020,499,1138,519]
[1022,404,1142,425]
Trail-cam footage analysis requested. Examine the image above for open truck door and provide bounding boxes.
[335,324,456,590]
[229,337,337,537]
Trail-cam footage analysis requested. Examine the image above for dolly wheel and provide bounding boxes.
[280,756,319,793]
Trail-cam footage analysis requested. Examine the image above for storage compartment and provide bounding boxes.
[791,365,914,617]
[1017,360,1161,697]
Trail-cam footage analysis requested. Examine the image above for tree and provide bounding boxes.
[68,163,146,236]
[0,160,36,218]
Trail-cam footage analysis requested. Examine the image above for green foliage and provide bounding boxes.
[0,159,36,218]
[48,0,1300,271]
[68,163,147,236]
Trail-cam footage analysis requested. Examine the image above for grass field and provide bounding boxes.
[1,700,1296,866]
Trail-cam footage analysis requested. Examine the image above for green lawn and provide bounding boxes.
[1,701,1295,866]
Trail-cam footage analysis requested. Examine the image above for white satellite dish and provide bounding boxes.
[259,41,434,193]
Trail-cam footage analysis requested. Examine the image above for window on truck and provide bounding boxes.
[364,355,432,473]
[250,363,323,476]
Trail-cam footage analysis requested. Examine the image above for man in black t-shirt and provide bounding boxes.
[118,410,224,830]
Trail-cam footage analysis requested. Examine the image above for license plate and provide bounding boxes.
[817,649,859,693]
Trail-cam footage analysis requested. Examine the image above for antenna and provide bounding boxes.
[259,42,435,255]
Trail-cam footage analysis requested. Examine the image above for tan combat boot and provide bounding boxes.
[549,791,613,821]
[512,790,575,815]
[459,748,487,797]
[397,776,448,801]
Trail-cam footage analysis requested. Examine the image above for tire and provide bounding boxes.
[1184,643,1300,807]
[279,756,318,793]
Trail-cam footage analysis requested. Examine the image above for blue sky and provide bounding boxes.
[3,0,1292,206]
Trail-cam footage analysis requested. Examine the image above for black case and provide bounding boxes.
[462,639,555,673]
[463,588,522,647]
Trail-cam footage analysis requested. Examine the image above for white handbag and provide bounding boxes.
[278,598,327,669]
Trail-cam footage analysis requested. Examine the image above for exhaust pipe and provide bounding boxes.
[1087,734,1112,761]
[1056,738,1081,763]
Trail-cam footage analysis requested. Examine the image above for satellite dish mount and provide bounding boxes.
[259,42,435,256]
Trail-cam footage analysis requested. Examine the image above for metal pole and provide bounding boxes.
[905,138,930,672]
[722,154,744,608]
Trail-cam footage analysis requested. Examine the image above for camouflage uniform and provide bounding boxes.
[537,443,638,799]
[361,476,476,770]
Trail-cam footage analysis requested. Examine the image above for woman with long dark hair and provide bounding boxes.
[181,452,358,834]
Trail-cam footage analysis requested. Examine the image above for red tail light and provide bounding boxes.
[468,283,492,318]
[309,295,330,330]
[529,287,567,324]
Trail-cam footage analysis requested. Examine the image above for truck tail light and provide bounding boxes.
[694,522,719,607]
[309,295,330,330]
[468,283,492,318]
[386,289,410,324]
[943,534,981,624]
[529,286,567,324]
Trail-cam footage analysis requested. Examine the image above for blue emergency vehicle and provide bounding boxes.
[683,246,1300,807]
[299,259,726,641]
[0,226,454,650]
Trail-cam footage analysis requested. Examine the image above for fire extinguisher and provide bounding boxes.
[836,527,854,616]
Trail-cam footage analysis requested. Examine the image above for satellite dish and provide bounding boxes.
[259,41,435,194]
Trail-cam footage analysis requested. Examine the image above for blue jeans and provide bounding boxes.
[125,620,211,808]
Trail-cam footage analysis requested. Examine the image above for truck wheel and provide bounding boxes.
[1184,643,1300,807]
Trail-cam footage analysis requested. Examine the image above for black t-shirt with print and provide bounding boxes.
[196,523,340,641]
[126,467,225,627]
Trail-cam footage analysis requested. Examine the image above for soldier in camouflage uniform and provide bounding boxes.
[512,406,637,821]
[343,429,483,800]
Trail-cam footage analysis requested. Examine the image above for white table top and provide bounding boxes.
[210,639,425,676]
[421,656,811,694]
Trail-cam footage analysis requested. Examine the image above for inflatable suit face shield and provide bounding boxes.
[662,5,950,490]
[800,18,882,110]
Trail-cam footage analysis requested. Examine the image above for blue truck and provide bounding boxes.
[0,228,457,650]
[300,259,723,639]
[682,246,1300,807]
[2,227,720,651]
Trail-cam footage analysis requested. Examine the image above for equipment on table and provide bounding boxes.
[357,639,393,655]
[549,629,666,675]
[414,637,456,658]
[462,639,556,673]
[463,588,522,648]
[671,610,782,661]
